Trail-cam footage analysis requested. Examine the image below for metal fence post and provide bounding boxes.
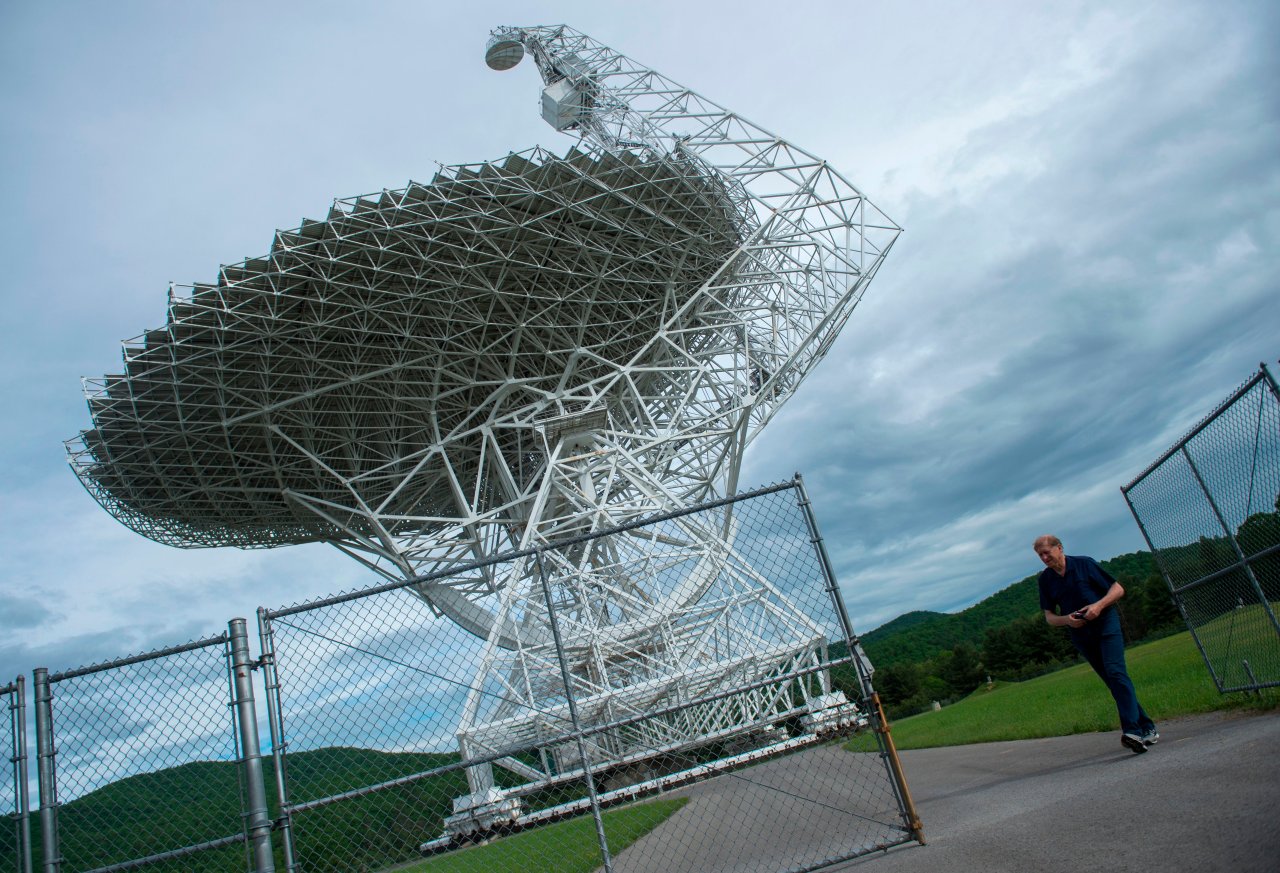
[533,549,614,873]
[1120,486,1223,688]
[256,609,296,873]
[1261,361,1279,399]
[31,670,56,873]
[791,473,925,846]
[1180,446,1280,643]
[229,619,275,873]
[9,675,32,873]
[793,474,858,649]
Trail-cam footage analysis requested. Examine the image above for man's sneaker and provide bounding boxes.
[1141,729,1160,746]
[1121,733,1148,754]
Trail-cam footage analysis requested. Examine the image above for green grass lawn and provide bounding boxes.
[397,797,688,873]
[1182,599,1280,691]
[850,629,1279,752]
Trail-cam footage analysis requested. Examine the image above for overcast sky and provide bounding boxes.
[1,0,1277,681]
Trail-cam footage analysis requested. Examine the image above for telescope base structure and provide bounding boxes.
[425,468,844,831]
[435,687,865,845]
[444,788,523,841]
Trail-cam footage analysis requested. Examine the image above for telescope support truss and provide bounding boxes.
[432,24,899,830]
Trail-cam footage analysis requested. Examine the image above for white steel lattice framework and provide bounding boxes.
[68,24,899,824]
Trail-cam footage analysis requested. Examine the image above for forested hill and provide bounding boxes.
[858,550,1158,668]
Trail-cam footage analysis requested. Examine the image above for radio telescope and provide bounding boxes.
[68,25,899,832]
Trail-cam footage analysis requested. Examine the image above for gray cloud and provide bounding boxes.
[0,596,52,633]
[745,1,1279,627]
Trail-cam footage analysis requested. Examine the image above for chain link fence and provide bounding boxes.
[260,478,921,872]
[15,478,920,872]
[30,634,256,873]
[1123,363,1280,693]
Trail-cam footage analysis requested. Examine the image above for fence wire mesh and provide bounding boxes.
[261,479,917,873]
[1123,364,1280,692]
[36,635,250,873]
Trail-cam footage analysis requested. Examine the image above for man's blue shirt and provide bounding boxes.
[1038,555,1120,636]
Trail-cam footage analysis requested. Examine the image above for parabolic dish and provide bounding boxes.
[484,33,525,71]
[68,146,744,549]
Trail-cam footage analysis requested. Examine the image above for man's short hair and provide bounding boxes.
[1034,534,1063,550]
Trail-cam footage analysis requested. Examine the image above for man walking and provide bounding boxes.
[1035,535,1158,754]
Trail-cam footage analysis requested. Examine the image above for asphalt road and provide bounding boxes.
[828,709,1280,873]
[608,709,1280,873]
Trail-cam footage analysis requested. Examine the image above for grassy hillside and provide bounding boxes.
[859,577,1040,667]
[8,759,247,873]
[859,550,1158,667]
[7,747,472,873]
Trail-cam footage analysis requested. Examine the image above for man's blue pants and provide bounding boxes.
[1073,629,1156,735]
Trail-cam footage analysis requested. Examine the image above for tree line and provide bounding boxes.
[852,550,1183,720]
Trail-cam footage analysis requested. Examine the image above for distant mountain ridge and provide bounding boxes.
[8,746,468,873]
[858,550,1157,668]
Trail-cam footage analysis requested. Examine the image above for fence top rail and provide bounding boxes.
[81,831,248,873]
[1122,363,1275,493]
[1,680,16,696]
[263,477,801,620]
[47,632,230,682]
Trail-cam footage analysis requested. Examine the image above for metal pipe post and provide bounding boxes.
[1260,361,1279,400]
[1181,447,1280,645]
[794,473,877,698]
[256,609,296,872]
[534,550,614,873]
[32,670,57,873]
[791,474,925,846]
[793,474,856,644]
[229,619,275,873]
[11,675,32,873]
[869,691,925,845]
[1119,485,1221,689]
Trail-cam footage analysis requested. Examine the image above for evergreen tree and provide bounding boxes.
[940,642,983,697]
[1236,498,1280,600]
[1138,573,1182,632]
[875,662,923,706]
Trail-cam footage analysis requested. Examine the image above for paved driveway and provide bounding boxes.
[828,710,1280,873]
[607,710,1279,873]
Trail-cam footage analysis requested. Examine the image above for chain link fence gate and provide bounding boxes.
[1122,362,1280,693]
[259,476,921,873]
[29,629,269,873]
[4,677,32,873]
